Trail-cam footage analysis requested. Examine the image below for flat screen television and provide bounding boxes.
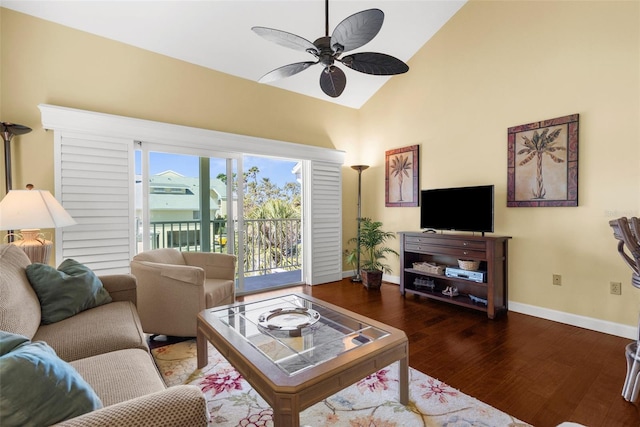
[420,185,494,233]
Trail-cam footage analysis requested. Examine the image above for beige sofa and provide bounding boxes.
[0,244,208,426]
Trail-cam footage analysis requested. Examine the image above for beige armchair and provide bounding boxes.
[131,248,236,337]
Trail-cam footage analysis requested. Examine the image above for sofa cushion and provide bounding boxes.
[52,386,209,427]
[70,348,167,407]
[0,244,42,338]
[204,278,235,307]
[26,259,112,324]
[34,301,148,362]
[0,331,103,426]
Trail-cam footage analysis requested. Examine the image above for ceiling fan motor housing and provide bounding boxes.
[314,36,338,67]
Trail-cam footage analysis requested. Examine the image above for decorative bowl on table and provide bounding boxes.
[257,307,320,337]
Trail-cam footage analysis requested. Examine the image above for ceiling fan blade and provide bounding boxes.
[319,65,346,98]
[331,9,384,54]
[252,27,318,55]
[258,61,318,83]
[340,52,409,75]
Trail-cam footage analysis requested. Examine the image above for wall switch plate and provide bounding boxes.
[552,274,562,286]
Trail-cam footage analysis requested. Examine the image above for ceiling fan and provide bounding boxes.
[252,0,409,98]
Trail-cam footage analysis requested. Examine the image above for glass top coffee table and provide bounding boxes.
[197,293,408,427]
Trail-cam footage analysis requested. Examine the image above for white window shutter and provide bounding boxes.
[54,133,134,274]
[41,104,345,283]
[305,161,343,285]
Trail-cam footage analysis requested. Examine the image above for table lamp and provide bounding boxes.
[0,190,76,264]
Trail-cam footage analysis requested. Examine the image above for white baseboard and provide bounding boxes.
[341,270,636,339]
[383,274,400,284]
[341,271,401,284]
[342,270,356,279]
[508,301,637,340]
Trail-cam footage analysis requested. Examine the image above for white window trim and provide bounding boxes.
[39,104,345,163]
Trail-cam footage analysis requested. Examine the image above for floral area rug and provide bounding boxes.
[151,339,531,427]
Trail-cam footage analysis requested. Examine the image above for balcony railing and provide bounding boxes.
[144,218,301,277]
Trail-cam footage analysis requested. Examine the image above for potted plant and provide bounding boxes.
[345,218,399,290]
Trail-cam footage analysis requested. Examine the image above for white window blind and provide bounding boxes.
[54,132,134,274]
[304,161,343,285]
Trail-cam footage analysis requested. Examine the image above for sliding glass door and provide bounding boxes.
[135,151,236,252]
[242,155,302,292]
[135,147,303,294]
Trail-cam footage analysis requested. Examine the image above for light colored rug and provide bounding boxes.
[152,339,531,427]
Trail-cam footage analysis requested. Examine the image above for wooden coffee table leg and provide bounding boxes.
[399,350,409,405]
[196,322,208,369]
[272,393,299,427]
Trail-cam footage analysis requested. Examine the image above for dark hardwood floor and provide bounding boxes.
[239,279,640,427]
[150,279,639,426]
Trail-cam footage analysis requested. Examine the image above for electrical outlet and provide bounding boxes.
[552,274,562,286]
[610,282,622,295]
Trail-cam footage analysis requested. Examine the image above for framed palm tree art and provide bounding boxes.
[385,144,419,207]
[507,114,579,207]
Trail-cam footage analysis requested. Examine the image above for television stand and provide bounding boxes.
[399,232,511,319]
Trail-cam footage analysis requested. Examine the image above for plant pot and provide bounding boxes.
[362,269,383,290]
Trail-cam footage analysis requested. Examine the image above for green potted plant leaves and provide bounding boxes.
[345,218,399,290]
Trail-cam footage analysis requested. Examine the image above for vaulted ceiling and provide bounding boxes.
[2,1,466,109]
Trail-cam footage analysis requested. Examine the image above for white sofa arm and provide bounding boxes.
[53,386,208,427]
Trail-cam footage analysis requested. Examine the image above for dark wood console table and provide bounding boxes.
[399,232,511,319]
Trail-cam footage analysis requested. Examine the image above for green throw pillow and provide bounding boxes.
[0,331,103,426]
[26,259,112,324]
[0,331,30,356]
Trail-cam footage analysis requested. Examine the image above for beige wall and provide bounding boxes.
[0,8,359,193]
[357,0,640,327]
[2,1,639,329]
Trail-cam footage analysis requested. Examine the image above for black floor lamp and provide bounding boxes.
[2,122,32,243]
[350,165,369,282]
[2,122,32,194]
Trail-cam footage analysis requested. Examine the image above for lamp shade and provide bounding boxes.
[0,190,76,230]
